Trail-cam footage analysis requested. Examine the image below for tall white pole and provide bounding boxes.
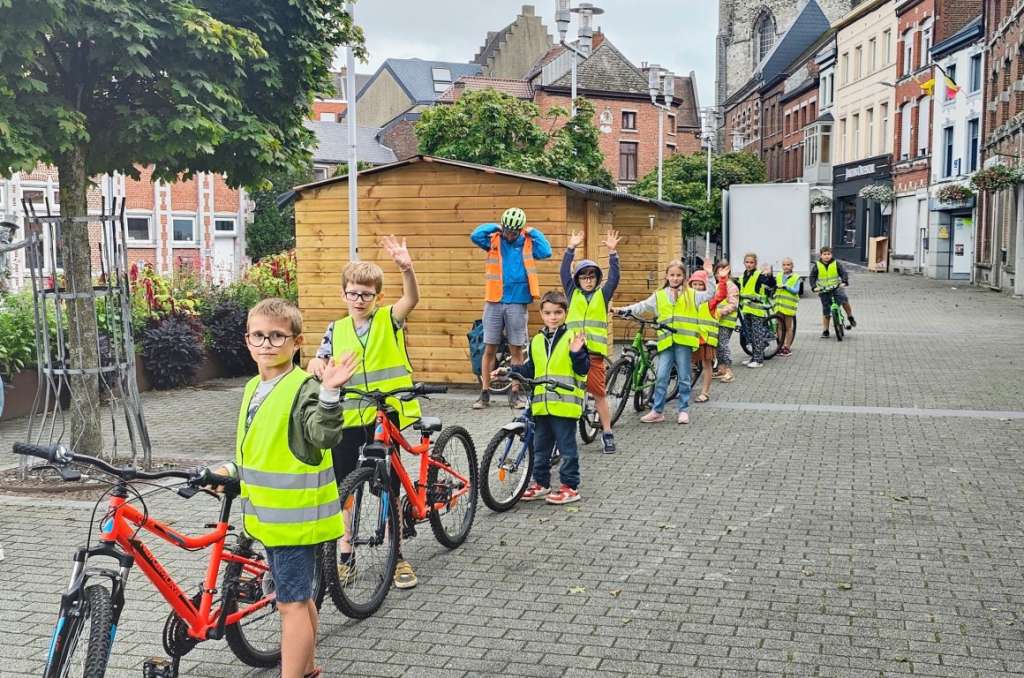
[570,52,577,116]
[657,108,664,201]
[706,124,712,262]
[346,1,359,262]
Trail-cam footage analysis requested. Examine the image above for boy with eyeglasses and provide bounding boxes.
[306,235,424,590]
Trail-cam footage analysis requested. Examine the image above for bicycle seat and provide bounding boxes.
[644,339,659,351]
[412,417,443,433]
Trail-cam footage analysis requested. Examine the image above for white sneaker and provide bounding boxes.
[741,358,752,365]
[747,361,763,369]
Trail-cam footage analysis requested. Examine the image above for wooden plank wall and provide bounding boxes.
[294,160,683,383]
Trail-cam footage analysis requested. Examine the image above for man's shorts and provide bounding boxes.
[266,544,317,603]
[483,302,529,347]
[819,287,849,314]
[585,353,606,397]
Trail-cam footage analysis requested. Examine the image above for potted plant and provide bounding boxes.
[970,164,1020,193]
[810,194,833,210]
[936,183,975,204]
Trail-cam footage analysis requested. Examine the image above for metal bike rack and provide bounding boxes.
[4,198,152,473]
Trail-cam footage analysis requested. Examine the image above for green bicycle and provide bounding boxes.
[605,312,689,425]
[816,282,847,342]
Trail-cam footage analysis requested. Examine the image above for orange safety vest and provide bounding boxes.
[484,229,541,303]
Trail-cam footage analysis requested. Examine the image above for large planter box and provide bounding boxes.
[136,349,230,392]
[0,369,70,421]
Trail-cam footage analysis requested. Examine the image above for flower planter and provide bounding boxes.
[0,369,71,421]
[136,348,227,392]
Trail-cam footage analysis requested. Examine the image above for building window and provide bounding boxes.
[820,123,831,163]
[839,118,847,161]
[917,96,930,155]
[943,126,954,177]
[922,24,932,64]
[319,112,337,122]
[313,166,330,181]
[126,216,152,243]
[667,113,676,133]
[868,38,877,73]
[784,112,791,135]
[883,30,892,65]
[969,54,982,92]
[622,111,637,130]
[854,45,863,80]
[968,118,980,172]
[215,218,236,234]
[431,67,452,94]
[841,53,849,84]
[21,189,46,210]
[851,113,859,158]
[619,142,638,181]
[880,103,889,155]
[902,29,914,77]
[945,64,957,101]
[754,11,776,63]
[172,217,196,244]
[900,102,913,159]
[804,126,818,165]
[866,107,874,155]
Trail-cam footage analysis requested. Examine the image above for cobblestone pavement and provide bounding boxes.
[2,273,1024,677]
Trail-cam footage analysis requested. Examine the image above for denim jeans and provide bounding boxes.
[652,344,692,414]
[532,415,580,490]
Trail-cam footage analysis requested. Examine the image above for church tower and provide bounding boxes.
[716,0,853,107]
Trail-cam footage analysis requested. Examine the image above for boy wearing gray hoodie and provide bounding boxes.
[561,230,621,453]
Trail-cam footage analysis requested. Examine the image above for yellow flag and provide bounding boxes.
[919,78,936,95]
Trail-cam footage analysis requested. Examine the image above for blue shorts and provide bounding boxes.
[482,302,529,347]
[265,544,317,603]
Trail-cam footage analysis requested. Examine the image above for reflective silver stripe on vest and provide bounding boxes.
[740,295,770,309]
[241,467,336,491]
[659,327,699,338]
[241,498,342,524]
[342,399,368,412]
[543,391,584,406]
[694,318,718,327]
[350,366,411,383]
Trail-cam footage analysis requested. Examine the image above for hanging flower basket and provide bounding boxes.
[970,164,1020,193]
[858,184,894,203]
[810,195,833,209]
[935,183,975,204]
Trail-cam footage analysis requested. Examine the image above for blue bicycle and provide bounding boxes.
[478,372,566,512]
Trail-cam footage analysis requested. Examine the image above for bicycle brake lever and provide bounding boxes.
[177,485,201,499]
[57,465,81,482]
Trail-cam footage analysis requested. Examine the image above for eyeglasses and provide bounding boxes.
[344,290,377,302]
[245,331,294,348]
[578,273,598,281]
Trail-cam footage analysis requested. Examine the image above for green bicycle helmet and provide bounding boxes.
[500,207,527,231]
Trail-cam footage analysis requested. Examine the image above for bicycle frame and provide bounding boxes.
[59,488,271,647]
[372,408,472,522]
[494,406,535,477]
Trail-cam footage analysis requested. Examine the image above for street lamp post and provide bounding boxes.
[345,1,359,261]
[554,1,603,116]
[648,65,675,202]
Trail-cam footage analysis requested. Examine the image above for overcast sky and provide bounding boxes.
[346,0,717,107]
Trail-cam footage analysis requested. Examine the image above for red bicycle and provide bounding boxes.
[14,442,317,678]
[320,383,478,618]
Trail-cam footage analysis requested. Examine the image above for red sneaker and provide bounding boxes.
[546,485,580,505]
[522,483,550,501]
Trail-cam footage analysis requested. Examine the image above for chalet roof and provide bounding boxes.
[757,0,830,86]
[303,120,397,165]
[284,156,688,212]
[436,76,534,103]
[358,59,482,105]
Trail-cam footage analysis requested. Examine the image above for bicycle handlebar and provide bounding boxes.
[504,371,578,393]
[614,310,678,333]
[339,382,448,404]
[12,442,235,490]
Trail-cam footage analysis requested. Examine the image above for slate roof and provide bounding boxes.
[323,71,372,100]
[358,59,482,105]
[286,156,689,212]
[303,120,397,165]
[757,0,830,87]
[436,76,535,103]
[931,15,983,60]
[546,41,648,95]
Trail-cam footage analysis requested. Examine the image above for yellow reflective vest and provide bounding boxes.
[236,367,344,547]
[696,302,719,347]
[739,272,770,318]
[566,288,609,357]
[773,273,800,316]
[816,260,841,289]
[655,287,700,350]
[529,330,585,419]
[333,306,421,429]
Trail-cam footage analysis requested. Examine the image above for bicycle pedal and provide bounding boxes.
[143,657,177,678]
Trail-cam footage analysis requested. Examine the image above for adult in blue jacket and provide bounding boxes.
[470,207,552,409]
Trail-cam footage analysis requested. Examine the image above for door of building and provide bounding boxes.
[951,216,973,277]
[213,235,235,285]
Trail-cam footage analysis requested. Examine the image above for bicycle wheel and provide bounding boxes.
[44,584,113,678]
[479,427,533,512]
[223,538,314,666]
[833,308,845,342]
[579,392,600,444]
[605,357,631,427]
[321,465,398,619]
[632,363,656,412]
[428,426,478,549]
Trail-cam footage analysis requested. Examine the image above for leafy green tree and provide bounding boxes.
[246,166,313,262]
[416,89,613,187]
[0,0,364,454]
[632,151,767,235]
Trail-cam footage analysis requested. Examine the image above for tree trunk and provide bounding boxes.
[57,147,102,455]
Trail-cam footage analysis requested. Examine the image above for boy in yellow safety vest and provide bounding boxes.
[237,298,359,678]
[306,235,424,590]
[496,290,590,505]
[808,246,856,337]
[562,228,621,453]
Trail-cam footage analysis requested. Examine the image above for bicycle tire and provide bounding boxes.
[321,466,398,619]
[579,392,600,444]
[45,584,113,678]
[632,363,656,412]
[223,539,297,667]
[605,357,632,427]
[479,427,533,512]
[428,426,478,549]
[739,317,779,361]
[833,308,845,342]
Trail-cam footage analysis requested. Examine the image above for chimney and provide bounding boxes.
[592,30,605,51]
[522,5,535,16]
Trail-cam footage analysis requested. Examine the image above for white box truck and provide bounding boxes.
[722,183,811,278]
